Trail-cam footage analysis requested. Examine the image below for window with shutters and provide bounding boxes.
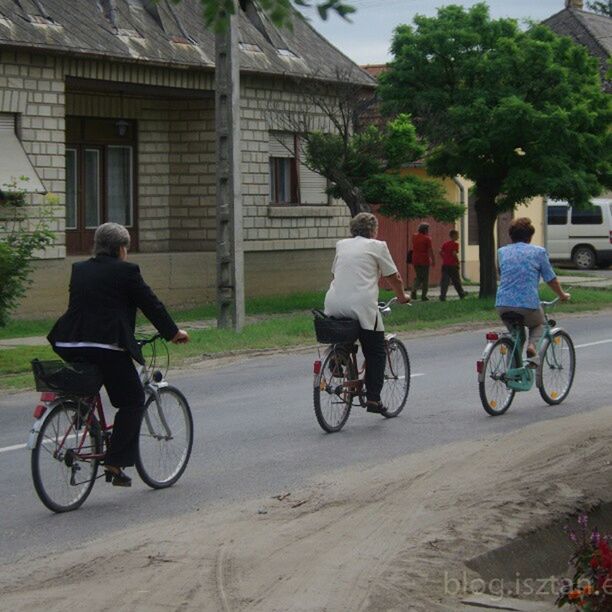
[0,113,45,196]
[269,131,328,206]
[65,117,137,255]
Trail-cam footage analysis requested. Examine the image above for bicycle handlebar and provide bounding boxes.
[137,333,162,347]
[541,298,561,308]
[378,297,412,312]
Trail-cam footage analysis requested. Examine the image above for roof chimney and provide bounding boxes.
[565,0,584,9]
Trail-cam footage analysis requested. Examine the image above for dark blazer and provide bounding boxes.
[48,255,179,364]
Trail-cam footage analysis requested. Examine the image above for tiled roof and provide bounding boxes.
[0,0,375,86]
[542,7,611,91]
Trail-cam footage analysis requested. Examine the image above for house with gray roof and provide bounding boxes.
[543,0,612,92]
[0,0,374,317]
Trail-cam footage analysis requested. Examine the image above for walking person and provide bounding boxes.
[439,229,467,301]
[410,223,435,301]
[47,223,189,487]
[324,213,411,414]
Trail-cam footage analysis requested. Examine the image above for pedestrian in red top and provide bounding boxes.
[439,229,466,301]
[410,223,435,301]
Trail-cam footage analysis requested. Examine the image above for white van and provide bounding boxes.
[546,198,612,269]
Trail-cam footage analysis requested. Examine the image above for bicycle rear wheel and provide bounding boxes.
[313,347,355,433]
[539,330,576,405]
[136,386,193,488]
[381,338,410,418]
[479,337,517,416]
[31,401,101,513]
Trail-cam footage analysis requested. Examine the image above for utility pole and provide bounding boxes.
[215,2,245,331]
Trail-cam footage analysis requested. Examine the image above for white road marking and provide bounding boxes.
[0,443,26,453]
[574,339,612,349]
[411,373,425,378]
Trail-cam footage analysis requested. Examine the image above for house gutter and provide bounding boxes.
[453,176,468,279]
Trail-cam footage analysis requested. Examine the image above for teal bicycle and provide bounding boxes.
[477,298,576,416]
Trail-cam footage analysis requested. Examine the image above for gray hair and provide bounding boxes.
[93,222,131,257]
[350,212,378,238]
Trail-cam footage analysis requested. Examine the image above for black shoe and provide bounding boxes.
[104,466,132,487]
[366,401,385,414]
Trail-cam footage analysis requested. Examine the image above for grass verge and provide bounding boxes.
[1,286,610,392]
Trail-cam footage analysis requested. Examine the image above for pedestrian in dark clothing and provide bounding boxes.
[439,229,466,301]
[410,223,435,301]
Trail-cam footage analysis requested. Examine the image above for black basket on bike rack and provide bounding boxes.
[31,359,104,396]
[312,310,360,345]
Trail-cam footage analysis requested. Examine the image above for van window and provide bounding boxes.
[547,205,568,225]
[571,206,603,225]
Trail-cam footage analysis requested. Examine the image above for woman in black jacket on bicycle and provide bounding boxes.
[48,223,189,486]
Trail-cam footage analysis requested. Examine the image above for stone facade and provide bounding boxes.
[1,49,352,317]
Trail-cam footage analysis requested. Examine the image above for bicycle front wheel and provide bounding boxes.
[539,330,576,405]
[313,347,355,433]
[479,337,517,416]
[31,401,101,513]
[136,386,193,488]
[381,338,410,418]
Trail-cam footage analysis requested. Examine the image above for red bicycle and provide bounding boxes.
[28,335,193,512]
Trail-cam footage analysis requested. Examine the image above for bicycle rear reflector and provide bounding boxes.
[313,360,321,374]
[486,332,499,341]
[33,404,47,419]
[476,360,484,373]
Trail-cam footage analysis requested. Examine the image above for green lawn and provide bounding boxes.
[2,286,610,392]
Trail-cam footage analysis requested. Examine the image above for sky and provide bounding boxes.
[298,0,570,65]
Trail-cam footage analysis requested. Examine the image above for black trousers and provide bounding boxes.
[440,265,466,300]
[54,347,145,467]
[360,328,386,403]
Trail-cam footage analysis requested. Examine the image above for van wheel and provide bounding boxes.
[572,246,596,270]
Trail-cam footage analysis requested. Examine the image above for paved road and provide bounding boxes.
[1,311,611,564]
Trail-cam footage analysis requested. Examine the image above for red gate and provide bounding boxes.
[372,207,454,288]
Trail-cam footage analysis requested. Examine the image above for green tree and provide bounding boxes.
[197,0,355,31]
[380,3,612,297]
[587,1,612,16]
[303,114,463,221]
[0,181,54,326]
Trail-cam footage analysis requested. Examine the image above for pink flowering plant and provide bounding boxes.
[556,514,612,610]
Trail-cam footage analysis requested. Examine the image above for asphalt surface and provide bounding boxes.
[1,311,611,564]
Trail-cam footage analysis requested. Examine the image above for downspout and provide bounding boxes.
[453,176,467,279]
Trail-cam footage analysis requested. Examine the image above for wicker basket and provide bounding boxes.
[31,359,103,396]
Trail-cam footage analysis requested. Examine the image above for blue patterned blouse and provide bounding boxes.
[495,242,556,310]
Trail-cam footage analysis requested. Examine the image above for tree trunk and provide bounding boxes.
[330,171,370,217]
[475,190,499,299]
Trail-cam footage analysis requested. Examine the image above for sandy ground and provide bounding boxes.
[2,405,611,612]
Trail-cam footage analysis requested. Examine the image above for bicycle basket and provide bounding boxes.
[312,310,360,345]
[31,359,103,396]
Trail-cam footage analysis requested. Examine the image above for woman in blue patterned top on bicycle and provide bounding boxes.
[496,217,570,363]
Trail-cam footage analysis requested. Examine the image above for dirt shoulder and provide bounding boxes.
[2,405,611,611]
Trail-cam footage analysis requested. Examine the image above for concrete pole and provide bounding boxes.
[215,4,245,331]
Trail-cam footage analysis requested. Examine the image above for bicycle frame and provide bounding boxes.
[477,300,564,393]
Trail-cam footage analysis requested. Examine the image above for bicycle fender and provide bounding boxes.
[478,342,497,383]
[26,397,68,450]
[384,332,397,342]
